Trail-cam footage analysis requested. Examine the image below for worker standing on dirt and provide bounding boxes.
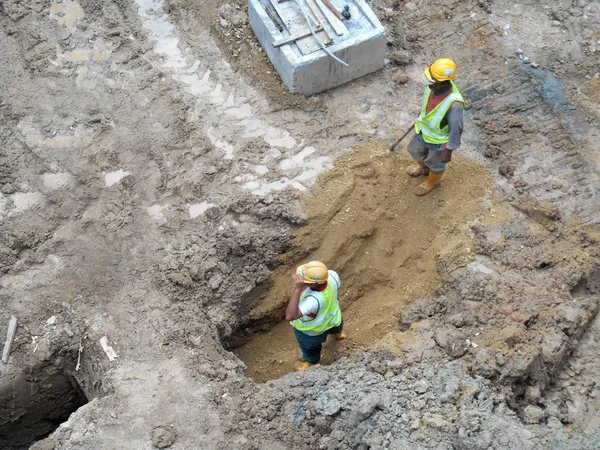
[285,261,346,371]
[405,58,465,196]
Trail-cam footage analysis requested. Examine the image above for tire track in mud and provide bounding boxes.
[136,0,333,197]
[1,1,251,445]
[1,0,305,353]
[464,64,600,225]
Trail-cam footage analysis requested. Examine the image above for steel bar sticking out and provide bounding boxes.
[305,0,334,42]
[293,0,349,67]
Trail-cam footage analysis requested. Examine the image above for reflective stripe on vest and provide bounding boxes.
[290,272,342,336]
[414,81,464,145]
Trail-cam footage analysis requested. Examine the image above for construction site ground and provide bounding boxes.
[0,0,599,449]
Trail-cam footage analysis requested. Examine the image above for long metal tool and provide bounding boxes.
[294,0,348,67]
[389,121,416,151]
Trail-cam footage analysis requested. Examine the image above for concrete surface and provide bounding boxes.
[249,0,386,95]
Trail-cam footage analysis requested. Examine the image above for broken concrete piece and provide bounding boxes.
[100,336,119,361]
[46,316,58,325]
[64,323,74,337]
[2,315,18,364]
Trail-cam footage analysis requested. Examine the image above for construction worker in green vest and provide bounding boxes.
[285,261,345,371]
[405,58,465,196]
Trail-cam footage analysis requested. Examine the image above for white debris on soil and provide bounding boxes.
[467,260,495,274]
[99,336,118,362]
[104,170,131,187]
[42,173,76,190]
[46,316,58,326]
[0,193,7,221]
[1,316,18,364]
[188,202,216,218]
[146,204,170,221]
[10,192,46,213]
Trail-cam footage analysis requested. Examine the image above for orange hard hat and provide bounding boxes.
[422,58,457,85]
[296,261,328,284]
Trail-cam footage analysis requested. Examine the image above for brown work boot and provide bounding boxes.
[332,331,346,340]
[405,161,430,177]
[298,360,320,371]
[413,171,444,196]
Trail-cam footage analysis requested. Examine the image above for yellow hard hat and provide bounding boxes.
[296,261,328,284]
[422,58,457,85]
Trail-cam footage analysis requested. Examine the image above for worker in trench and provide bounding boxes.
[405,58,465,196]
[285,261,346,371]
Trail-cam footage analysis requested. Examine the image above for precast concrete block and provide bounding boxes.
[249,0,386,95]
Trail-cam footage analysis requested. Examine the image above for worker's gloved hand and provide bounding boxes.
[441,148,453,163]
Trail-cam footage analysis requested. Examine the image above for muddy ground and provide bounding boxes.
[0,0,599,449]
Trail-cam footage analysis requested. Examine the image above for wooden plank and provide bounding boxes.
[315,0,347,35]
[2,315,17,364]
[273,26,324,48]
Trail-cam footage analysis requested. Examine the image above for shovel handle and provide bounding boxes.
[389,122,416,151]
[322,0,345,21]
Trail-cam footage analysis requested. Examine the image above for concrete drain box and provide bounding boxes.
[249,0,386,95]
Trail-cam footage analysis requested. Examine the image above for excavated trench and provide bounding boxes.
[227,141,494,382]
[0,361,88,449]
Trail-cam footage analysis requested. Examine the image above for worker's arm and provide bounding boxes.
[285,274,305,321]
[442,102,464,162]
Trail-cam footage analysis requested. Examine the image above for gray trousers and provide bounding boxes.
[407,134,447,174]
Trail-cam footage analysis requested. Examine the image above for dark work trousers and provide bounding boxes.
[293,320,344,364]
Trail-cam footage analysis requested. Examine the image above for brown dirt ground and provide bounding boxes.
[234,139,493,382]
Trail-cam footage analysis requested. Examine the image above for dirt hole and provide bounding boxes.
[229,141,493,382]
[0,367,88,449]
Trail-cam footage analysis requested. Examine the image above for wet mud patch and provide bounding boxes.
[230,140,494,382]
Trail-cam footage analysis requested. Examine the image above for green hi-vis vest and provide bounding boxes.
[414,81,464,145]
[290,272,342,336]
